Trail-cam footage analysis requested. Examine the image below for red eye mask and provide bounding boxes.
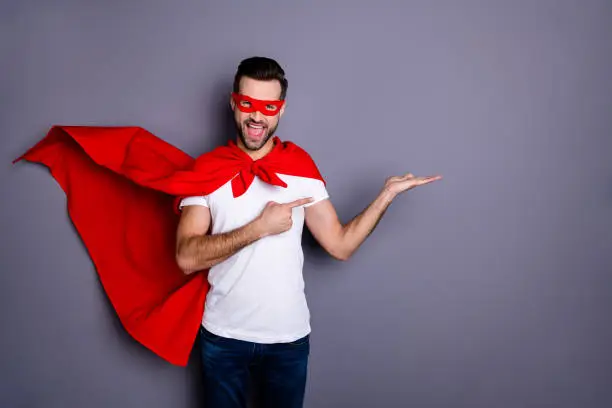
[232,92,285,116]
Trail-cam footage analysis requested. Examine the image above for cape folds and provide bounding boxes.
[13,125,325,366]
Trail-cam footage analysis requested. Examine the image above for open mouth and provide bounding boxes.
[246,122,267,140]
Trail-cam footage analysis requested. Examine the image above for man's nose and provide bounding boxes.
[250,110,264,122]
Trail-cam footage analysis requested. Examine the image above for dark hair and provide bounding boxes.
[233,56,288,100]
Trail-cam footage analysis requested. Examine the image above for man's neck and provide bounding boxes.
[236,137,275,161]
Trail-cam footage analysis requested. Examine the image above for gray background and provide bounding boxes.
[2,0,611,407]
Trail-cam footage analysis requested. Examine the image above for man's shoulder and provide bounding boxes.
[279,139,319,163]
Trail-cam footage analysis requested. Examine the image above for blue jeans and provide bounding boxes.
[199,326,310,408]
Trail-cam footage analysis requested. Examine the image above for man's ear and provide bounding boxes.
[229,93,235,111]
[279,101,286,117]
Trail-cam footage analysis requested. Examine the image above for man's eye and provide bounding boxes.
[266,105,277,111]
[240,101,251,107]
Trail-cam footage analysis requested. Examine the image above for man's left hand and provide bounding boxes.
[384,172,443,196]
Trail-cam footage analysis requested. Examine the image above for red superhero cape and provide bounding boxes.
[12,125,325,366]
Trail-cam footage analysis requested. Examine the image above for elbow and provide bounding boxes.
[175,236,214,274]
[175,246,204,275]
[337,253,352,262]
[329,247,352,262]
[176,253,195,275]
[334,254,350,262]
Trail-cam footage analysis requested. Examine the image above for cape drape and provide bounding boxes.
[12,125,325,366]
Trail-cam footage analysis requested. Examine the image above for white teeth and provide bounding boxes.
[248,123,263,129]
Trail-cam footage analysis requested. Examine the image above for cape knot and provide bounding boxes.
[250,161,262,175]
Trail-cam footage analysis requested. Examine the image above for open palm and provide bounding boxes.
[385,172,442,195]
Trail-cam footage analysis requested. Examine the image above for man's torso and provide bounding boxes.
[180,172,328,343]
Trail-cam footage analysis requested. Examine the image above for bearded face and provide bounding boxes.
[231,77,285,151]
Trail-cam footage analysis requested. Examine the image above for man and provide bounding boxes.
[175,56,442,408]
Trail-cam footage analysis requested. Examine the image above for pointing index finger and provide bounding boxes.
[286,197,314,208]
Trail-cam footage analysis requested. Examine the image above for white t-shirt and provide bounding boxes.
[179,172,329,344]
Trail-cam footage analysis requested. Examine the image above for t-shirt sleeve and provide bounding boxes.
[303,179,330,207]
[178,195,209,210]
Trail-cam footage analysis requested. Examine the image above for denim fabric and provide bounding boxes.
[199,326,310,408]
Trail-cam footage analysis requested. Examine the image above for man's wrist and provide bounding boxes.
[379,186,397,206]
[249,217,268,240]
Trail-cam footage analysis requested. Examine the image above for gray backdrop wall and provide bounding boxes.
[2,1,611,407]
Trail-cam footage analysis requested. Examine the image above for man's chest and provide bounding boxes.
[206,175,310,234]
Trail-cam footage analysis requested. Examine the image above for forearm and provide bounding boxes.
[177,219,265,274]
[337,188,396,259]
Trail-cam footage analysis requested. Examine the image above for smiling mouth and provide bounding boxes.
[246,121,266,139]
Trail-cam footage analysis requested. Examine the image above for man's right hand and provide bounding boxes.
[256,197,314,237]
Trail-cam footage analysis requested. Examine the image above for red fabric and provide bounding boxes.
[13,125,325,366]
[231,92,285,116]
